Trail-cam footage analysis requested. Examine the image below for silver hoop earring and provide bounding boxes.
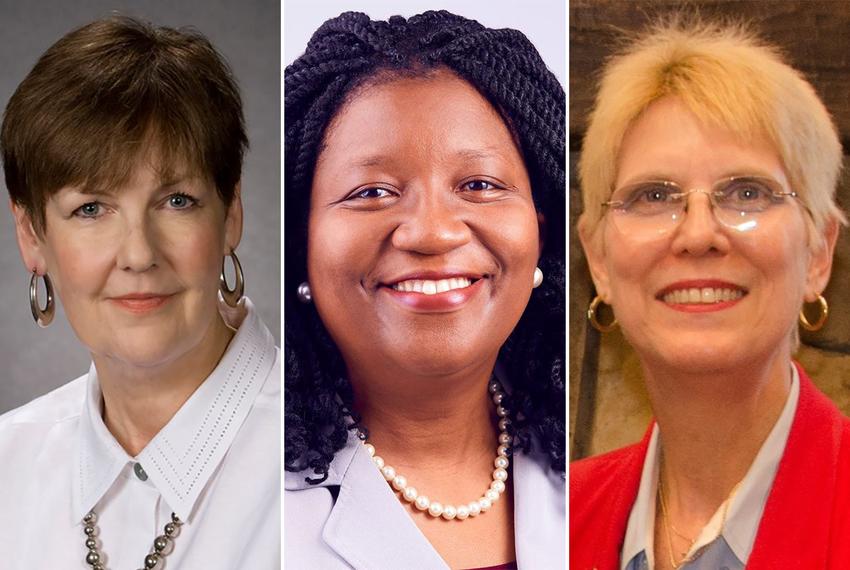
[220,251,244,308]
[30,271,55,327]
[532,267,544,289]
[297,282,312,303]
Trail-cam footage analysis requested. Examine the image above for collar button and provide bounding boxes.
[133,462,149,481]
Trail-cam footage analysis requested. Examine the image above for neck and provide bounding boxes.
[645,351,792,525]
[95,315,234,456]
[348,355,499,469]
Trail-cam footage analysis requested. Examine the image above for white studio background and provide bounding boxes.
[0,0,280,413]
[283,0,566,88]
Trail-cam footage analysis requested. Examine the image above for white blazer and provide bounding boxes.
[285,431,565,569]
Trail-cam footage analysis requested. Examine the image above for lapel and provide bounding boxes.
[597,431,649,570]
[513,449,566,568]
[747,365,844,568]
[318,434,448,570]
[289,432,563,569]
[569,426,650,570]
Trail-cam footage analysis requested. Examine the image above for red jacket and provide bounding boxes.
[570,365,850,569]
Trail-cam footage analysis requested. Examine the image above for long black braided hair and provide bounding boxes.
[285,10,565,483]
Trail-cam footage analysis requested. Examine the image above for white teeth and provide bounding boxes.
[391,277,474,295]
[662,287,744,305]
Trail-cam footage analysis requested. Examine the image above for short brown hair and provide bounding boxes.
[2,15,248,231]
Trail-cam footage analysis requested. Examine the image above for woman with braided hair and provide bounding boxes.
[284,10,565,569]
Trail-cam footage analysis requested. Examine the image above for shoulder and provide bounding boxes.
[0,375,85,487]
[569,440,646,540]
[0,374,87,430]
[570,441,643,496]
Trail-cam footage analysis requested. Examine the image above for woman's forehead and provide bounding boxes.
[318,70,522,168]
[616,96,784,185]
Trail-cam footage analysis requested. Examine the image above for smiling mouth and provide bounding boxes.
[660,286,746,305]
[109,294,175,313]
[390,277,478,295]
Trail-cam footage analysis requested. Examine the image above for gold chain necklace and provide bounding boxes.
[658,463,742,569]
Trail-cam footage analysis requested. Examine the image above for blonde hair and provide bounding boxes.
[579,17,846,240]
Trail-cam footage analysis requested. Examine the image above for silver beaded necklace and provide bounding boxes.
[360,379,512,520]
[82,510,182,570]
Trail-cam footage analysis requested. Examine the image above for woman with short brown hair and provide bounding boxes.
[0,16,279,568]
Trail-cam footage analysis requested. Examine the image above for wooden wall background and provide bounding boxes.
[569,0,850,460]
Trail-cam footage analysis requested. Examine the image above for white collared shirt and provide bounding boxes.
[621,364,800,570]
[0,298,280,568]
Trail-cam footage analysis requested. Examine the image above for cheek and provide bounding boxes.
[45,234,114,298]
[603,230,662,302]
[481,204,540,271]
[307,212,372,292]
[168,224,226,287]
[743,231,809,303]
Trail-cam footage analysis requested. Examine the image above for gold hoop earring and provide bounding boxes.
[799,294,828,332]
[587,295,617,333]
[30,271,55,328]
[220,251,245,308]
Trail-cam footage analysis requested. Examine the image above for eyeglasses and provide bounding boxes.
[602,175,799,235]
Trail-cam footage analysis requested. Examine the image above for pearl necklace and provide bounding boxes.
[361,380,512,521]
[82,510,182,570]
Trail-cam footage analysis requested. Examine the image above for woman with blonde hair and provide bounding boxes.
[571,18,850,569]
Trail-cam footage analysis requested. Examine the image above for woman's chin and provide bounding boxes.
[90,333,199,372]
[631,330,789,377]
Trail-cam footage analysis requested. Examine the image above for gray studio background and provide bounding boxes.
[0,0,280,413]
[284,0,566,87]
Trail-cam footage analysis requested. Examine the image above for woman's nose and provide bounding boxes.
[670,191,730,256]
[116,217,159,272]
[391,190,472,255]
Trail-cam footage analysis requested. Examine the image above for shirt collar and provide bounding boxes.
[74,298,276,523]
[621,364,800,569]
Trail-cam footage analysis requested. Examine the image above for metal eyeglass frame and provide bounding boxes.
[601,175,801,232]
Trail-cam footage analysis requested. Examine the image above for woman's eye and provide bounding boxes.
[463,180,498,192]
[734,186,763,200]
[73,202,102,218]
[166,193,198,209]
[716,180,781,213]
[351,187,393,199]
[640,188,670,202]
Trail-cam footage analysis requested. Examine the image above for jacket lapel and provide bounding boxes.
[747,366,843,568]
[513,450,566,568]
[322,440,448,570]
[598,431,649,570]
[570,426,650,570]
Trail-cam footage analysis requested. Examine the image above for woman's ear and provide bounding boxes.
[578,213,612,301]
[225,182,244,253]
[804,218,839,301]
[10,200,47,274]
